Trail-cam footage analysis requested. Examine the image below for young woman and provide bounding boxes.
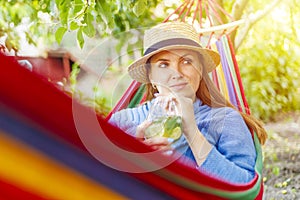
[109,22,267,184]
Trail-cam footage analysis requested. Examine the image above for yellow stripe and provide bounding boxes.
[0,131,128,200]
[216,65,230,101]
[210,43,230,101]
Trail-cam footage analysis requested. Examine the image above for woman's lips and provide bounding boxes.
[170,82,188,90]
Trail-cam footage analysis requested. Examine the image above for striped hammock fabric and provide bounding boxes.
[0,34,263,199]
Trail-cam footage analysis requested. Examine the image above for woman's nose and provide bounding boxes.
[172,74,183,80]
[168,62,183,79]
[171,69,183,79]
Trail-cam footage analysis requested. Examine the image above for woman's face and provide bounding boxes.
[148,49,202,101]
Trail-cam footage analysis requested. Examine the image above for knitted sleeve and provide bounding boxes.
[198,108,256,184]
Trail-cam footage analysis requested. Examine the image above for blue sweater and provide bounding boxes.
[109,98,256,184]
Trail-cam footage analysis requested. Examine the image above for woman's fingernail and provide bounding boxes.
[167,138,174,143]
[163,150,173,156]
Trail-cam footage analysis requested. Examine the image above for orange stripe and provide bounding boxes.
[0,131,128,200]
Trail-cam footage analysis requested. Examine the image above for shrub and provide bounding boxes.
[238,20,300,121]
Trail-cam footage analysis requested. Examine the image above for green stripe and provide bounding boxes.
[221,36,246,113]
[128,84,146,108]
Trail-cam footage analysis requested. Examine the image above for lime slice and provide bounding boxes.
[145,122,164,139]
[164,116,181,131]
[169,126,182,140]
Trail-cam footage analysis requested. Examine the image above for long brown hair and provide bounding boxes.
[144,54,267,145]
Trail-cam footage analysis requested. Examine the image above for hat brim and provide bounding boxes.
[128,45,220,83]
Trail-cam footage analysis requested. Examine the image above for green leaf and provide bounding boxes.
[70,21,79,30]
[77,28,84,49]
[55,26,67,44]
[133,0,147,17]
[55,0,71,26]
[60,9,69,26]
[25,32,37,46]
[74,0,84,13]
[82,13,96,37]
[114,15,125,32]
[95,0,115,29]
[55,0,63,7]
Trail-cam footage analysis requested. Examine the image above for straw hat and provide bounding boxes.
[128,21,220,83]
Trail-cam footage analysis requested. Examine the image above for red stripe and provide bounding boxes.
[0,55,85,149]
[0,178,48,200]
[226,35,251,115]
[255,182,264,200]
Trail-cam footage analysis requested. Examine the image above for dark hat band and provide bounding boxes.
[143,38,201,56]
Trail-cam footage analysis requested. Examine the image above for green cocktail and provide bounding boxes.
[145,115,182,141]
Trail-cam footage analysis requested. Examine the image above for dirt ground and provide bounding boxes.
[262,112,300,199]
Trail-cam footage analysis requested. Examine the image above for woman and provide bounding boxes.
[109,22,267,184]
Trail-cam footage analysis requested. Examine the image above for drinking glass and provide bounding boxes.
[144,97,182,141]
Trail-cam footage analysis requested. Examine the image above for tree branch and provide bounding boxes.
[232,0,249,20]
[229,0,249,47]
[235,0,284,52]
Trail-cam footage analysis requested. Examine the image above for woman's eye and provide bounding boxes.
[182,58,192,65]
[158,62,168,68]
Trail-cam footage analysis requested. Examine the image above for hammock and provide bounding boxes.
[0,2,263,200]
[0,52,263,200]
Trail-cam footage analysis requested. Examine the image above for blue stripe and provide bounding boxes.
[0,104,175,200]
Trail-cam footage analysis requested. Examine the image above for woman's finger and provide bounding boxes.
[154,93,178,111]
[136,120,152,140]
[147,143,174,156]
[152,144,173,151]
[143,136,173,146]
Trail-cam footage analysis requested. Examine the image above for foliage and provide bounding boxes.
[237,1,300,121]
[0,0,55,52]
[0,0,164,54]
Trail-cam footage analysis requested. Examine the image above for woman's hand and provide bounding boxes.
[144,137,174,152]
[154,93,198,138]
[136,120,174,153]
[150,94,211,165]
[175,96,197,131]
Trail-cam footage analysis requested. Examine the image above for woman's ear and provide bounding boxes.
[151,83,157,90]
